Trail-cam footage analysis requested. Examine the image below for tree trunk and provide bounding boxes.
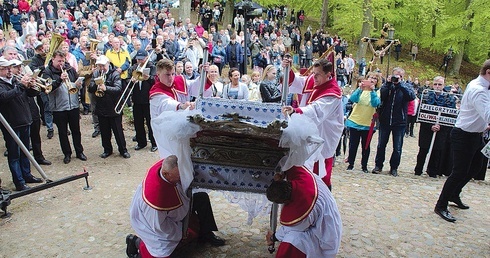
[450,40,466,76]
[320,0,329,31]
[179,0,192,24]
[356,0,372,63]
[223,0,234,29]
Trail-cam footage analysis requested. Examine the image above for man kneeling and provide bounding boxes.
[126,155,225,258]
[266,166,342,258]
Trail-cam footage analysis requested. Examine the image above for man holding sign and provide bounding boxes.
[434,60,490,222]
[414,76,456,178]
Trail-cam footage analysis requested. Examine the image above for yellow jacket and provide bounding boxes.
[105,49,131,79]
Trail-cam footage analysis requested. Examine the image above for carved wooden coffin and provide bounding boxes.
[189,98,288,193]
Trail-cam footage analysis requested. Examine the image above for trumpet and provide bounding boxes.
[94,73,105,97]
[114,50,154,114]
[13,74,53,94]
[60,67,78,94]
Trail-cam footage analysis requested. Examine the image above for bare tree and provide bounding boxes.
[179,0,192,24]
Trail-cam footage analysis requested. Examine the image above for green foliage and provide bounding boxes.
[264,0,488,66]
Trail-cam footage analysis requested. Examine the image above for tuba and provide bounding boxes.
[44,33,65,67]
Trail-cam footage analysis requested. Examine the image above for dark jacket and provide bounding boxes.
[259,80,281,103]
[0,77,38,128]
[43,61,80,112]
[88,66,122,117]
[127,61,155,105]
[378,81,416,126]
[28,53,46,73]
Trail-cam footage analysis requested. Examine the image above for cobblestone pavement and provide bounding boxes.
[0,117,489,257]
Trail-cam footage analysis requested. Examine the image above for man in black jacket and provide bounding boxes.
[0,57,43,191]
[128,50,157,152]
[372,67,416,176]
[88,55,130,159]
[10,59,51,166]
[29,41,55,139]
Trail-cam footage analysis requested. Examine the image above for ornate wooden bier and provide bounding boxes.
[189,98,288,194]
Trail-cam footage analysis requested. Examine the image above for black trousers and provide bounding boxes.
[406,115,416,136]
[192,192,219,234]
[98,114,127,154]
[29,119,45,161]
[436,128,484,209]
[348,128,370,169]
[53,108,83,156]
[133,103,155,148]
[414,147,441,177]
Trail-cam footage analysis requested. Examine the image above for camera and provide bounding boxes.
[391,75,400,83]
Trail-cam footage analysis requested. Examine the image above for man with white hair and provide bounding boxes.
[88,55,130,159]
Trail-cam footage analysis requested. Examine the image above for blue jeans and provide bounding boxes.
[40,92,53,131]
[1,125,33,188]
[374,124,406,170]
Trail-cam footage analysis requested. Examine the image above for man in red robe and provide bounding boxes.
[127,155,225,258]
[282,59,344,190]
[266,166,342,257]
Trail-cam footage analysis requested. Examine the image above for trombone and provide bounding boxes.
[60,67,79,94]
[114,49,154,114]
[13,74,53,94]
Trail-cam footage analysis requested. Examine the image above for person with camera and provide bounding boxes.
[372,67,416,176]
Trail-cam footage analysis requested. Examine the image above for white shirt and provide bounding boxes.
[455,75,490,132]
[129,184,190,257]
[275,173,342,258]
[150,92,189,119]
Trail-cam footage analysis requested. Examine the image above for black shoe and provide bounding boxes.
[434,207,456,222]
[346,165,354,171]
[47,130,54,139]
[25,176,43,183]
[100,152,112,158]
[200,232,225,246]
[76,153,87,161]
[63,155,71,164]
[132,136,137,142]
[372,167,382,174]
[83,109,89,115]
[126,234,139,258]
[4,150,8,157]
[36,159,52,165]
[429,174,438,178]
[92,131,100,138]
[121,152,131,159]
[134,145,146,151]
[362,167,369,173]
[449,198,470,209]
[410,134,415,138]
[15,184,31,191]
[390,169,398,177]
[150,146,158,152]
[414,171,422,176]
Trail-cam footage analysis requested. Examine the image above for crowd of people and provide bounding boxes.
[0,0,489,257]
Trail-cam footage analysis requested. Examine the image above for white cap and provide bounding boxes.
[0,57,11,67]
[10,59,22,66]
[95,55,110,65]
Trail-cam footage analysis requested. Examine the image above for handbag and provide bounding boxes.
[213,57,222,64]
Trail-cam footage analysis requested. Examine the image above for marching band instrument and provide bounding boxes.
[12,74,53,94]
[44,33,65,67]
[114,50,154,114]
[61,67,79,94]
[94,73,105,97]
